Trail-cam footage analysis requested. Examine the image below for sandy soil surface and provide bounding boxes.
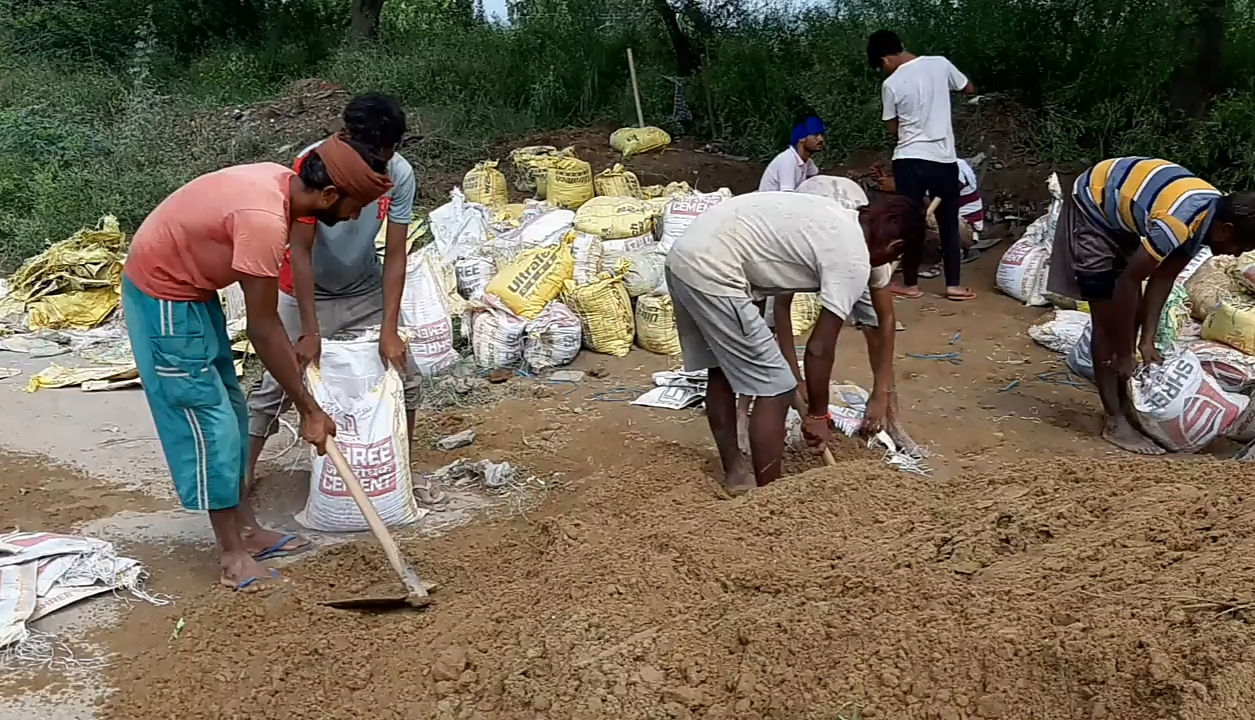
[9,249,1255,720]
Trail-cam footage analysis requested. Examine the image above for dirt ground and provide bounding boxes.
[5,101,1255,720]
[63,255,1255,720]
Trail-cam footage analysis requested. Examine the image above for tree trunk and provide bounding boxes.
[350,0,386,39]
[650,0,700,77]
[1169,0,1227,119]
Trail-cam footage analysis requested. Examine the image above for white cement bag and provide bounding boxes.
[219,283,246,340]
[455,252,495,300]
[622,251,666,297]
[602,234,657,268]
[517,208,576,249]
[571,231,604,284]
[1029,310,1091,354]
[1190,340,1255,393]
[783,384,871,449]
[299,341,420,532]
[657,190,731,254]
[997,173,1061,307]
[470,297,528,368]
[1225,400,1255,442]
[523,301,582,369]
[429,188,493,263]
[1066,321,1095,382]
[1131,350,1249,453]
[795,175,869,209]
[401,253,458,376]
[997,237,1052,306]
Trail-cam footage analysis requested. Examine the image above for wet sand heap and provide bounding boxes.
[103,456,1255,720]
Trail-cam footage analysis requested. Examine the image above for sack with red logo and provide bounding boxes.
[298,339,421,532]
[1130,350,1250,453]
[656,189,732,254]
[401,253,458,376]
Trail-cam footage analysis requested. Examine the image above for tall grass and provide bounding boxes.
[2,0,1255,268]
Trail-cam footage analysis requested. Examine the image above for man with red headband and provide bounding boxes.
[121,134,392,590]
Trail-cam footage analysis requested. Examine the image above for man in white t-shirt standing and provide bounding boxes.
[868,29,977,301]
[758,114,824,192]
[663,192,919,495]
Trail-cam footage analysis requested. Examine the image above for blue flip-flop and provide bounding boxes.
[222,568,279,592]
[252,534,313,561]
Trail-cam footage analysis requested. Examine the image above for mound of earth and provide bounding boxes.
[100,454,1255,720]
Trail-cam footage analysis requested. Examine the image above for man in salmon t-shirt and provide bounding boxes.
[121,134,392,591]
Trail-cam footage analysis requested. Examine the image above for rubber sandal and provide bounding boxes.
[971,235,1001,251]
[413,475,449,507]
[945,289,978,301]
[220,569,279,592]
[961,248,981,264]
[891,286,924,299]
[918,266,941,279]
[252,533,313,561]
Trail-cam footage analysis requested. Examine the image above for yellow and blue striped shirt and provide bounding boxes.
[1074,157,1220,261]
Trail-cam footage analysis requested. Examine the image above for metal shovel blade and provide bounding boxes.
[320,579,439,612]
[322,593,432,611]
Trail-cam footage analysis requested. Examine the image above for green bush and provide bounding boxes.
[2,0,1255,268]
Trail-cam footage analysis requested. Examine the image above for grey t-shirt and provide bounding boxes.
[664,192,872,321]
[296,142,417,299]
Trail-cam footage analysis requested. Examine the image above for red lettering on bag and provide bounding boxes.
[317,437,398,497]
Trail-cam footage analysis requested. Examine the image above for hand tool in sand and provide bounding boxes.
[320,437,434,611]
[793,393,837,467]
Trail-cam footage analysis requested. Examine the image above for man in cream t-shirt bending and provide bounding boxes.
[664,191,919,495]
[770,175,919,454]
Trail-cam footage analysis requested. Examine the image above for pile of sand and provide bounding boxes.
[100,454,1255,720]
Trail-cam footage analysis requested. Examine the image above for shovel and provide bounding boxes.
[320,437,434,611]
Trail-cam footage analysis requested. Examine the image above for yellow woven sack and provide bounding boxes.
[510,146,575,198]
[484,239,574,320]
[790,293,822,335]
[1183,255,1238,321]
[594,164,643,198]
[508,146,556,192]
[1202,295,1255,355]
[635,294,681,355]
[561,264,635,357]
[610,126,671,157]
[574,196,657,240]
[546,156,595,209]
[662,181,692,197]
[464,160,509,207]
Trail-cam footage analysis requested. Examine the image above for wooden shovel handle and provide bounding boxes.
[324,437,428,599]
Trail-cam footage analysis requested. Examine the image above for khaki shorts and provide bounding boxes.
[666,268,798,398]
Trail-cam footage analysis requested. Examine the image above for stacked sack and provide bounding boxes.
[435,149,738,367]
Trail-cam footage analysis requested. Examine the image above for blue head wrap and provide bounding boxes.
[790,116,826,147]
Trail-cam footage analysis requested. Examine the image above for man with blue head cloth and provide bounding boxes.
[759,114,825,192]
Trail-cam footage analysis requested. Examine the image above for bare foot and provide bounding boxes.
[1102,419,1165,455]
[241,527,311,560]
[890,283,924,299]
[724,462,756,497]
[219,551,277,592]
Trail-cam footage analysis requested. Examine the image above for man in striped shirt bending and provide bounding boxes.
[1048,157,1255,455]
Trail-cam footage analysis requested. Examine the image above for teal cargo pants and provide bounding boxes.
[121,275,247,511]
